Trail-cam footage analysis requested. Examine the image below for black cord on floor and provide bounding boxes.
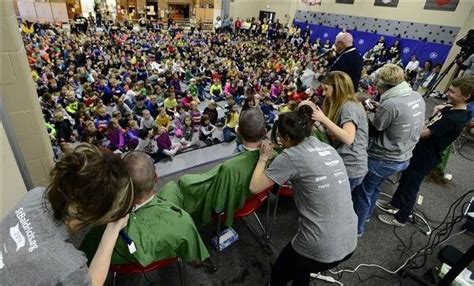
[401,190,473,274]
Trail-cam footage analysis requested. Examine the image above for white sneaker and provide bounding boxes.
[378,214,405,227]
[376,199,399,214]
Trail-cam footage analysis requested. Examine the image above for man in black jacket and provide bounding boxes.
[330,32,363,91]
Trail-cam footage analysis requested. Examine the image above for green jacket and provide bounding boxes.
[157,150,260,227]
[80,196,209,266]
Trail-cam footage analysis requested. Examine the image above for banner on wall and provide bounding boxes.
[374,0,399,8]
[294,21,452,67]
[424,0,459,11]
[335,0,354,4]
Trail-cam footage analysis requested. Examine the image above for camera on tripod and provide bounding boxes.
[455,29,474,60]
[423,29,474,97]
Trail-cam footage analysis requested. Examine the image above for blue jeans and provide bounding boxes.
[349,176,364,191]
[352,157,410,234]
[223,127,236,142]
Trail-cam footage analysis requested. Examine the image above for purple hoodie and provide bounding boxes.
[156,132,172,150]
[108,128,125,150]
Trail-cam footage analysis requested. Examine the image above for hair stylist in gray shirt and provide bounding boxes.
[0,144,133,285]
[250,104,357,286]
[310,71,369,190]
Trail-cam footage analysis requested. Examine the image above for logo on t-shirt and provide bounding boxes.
[12,208,39,253]
[9,224,25,252]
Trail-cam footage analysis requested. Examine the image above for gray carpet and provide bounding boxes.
[107,98,474,286]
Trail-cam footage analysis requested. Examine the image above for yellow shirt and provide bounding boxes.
[164,98,178,109]
[155,115,171,128]
[21,24,34,34]
[225,112,239,128]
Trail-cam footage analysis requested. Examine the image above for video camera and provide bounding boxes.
[455,29,474,59]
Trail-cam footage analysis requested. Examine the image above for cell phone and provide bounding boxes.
[365,99,375,110]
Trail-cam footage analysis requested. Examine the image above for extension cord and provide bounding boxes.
[310,273,343,285]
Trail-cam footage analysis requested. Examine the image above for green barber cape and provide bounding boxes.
[80,196,210,267]
[157,150,260,227]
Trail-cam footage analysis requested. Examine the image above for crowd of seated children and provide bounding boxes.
[24,15,444,166]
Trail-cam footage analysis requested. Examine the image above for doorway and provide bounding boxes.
[168,4,190,19]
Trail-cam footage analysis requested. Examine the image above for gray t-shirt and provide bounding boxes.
[266,136,358,263]
[334,101,369,179]
[0,188,91,285]
[369,91,425,162]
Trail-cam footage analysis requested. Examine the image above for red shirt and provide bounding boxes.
[235,20,241,29]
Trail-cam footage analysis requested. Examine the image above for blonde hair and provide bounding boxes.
[377,64,405,86]
[321,71,361,123]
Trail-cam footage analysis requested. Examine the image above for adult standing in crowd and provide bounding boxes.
[352,64,425,236]
[330,32,364,91]
[249,105,357,286]
[377,76,473,226]
[311,71,369,190]
[0,144,133,285]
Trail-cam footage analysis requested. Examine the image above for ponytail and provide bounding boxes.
[271,105,314,146]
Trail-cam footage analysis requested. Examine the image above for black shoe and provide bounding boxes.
[212,138,221,144]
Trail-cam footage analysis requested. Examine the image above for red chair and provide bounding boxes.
[275,184,294,197]
[213,188,271,269]
[109,257,186,286]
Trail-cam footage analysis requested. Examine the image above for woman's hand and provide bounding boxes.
[311,105,327,125]
[105,214,129,234]
[259,140,273,161]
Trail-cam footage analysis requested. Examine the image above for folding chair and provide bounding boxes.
[213,188,271,269]
[267,184,294,240]
[109,257,186,286]
[453,126,474,160]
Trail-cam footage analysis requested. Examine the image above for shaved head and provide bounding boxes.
[238,107,266,143]
[123,151,157,200]
[336,32,353,48]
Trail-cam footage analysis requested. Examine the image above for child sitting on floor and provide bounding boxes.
[135,128,167,163]
[202,100,219,125]
[107,118,125,151]
[153,125,182,158]
[173,106,188,138]
[155,107,173,132]
[199,114,220,145]
[189,101,202,130]
[125,120,140,150]
[180,115,196,147]
[140,109,156,130]
[223,102,239,142]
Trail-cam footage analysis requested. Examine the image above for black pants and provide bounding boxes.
[271,242,353,286]
[391,147,440,223]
